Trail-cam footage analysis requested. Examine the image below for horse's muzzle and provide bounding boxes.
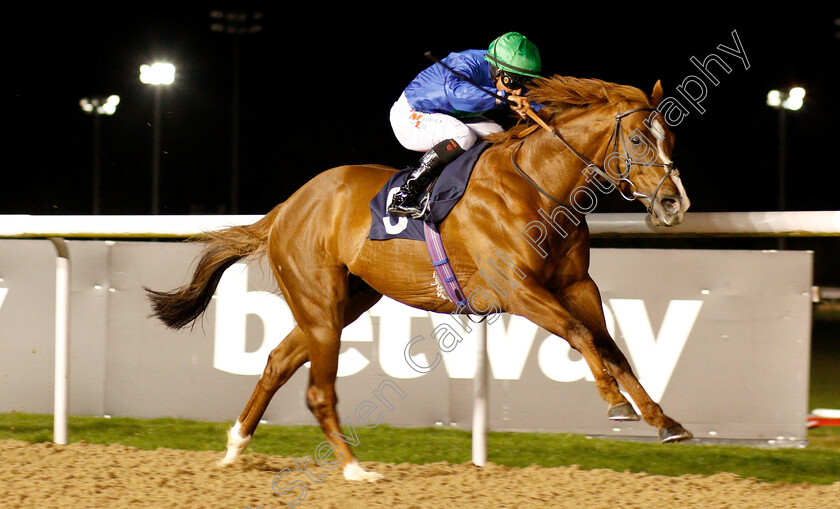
[651,193,689,226]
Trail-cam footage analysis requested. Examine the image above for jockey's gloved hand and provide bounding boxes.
[507,93,532,119]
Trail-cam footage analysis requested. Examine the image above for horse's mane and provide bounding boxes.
[488,75,651,144]
[528,75,649,108]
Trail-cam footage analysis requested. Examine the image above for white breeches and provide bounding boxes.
[389,93,504,153]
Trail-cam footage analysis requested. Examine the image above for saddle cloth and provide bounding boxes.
[367,141,490,241]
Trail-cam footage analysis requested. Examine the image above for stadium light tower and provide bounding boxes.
[210,10,263,213]
[140,62,176,215]
[80,95,120,214]
[766,86,805,249]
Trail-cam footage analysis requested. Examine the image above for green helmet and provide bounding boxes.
[485,32,542,86]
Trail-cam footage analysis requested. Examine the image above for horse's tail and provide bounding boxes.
[146,204,282,330]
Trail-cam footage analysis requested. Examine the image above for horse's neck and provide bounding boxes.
[513,109,614,201]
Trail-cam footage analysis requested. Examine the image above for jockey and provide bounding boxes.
[387,31,542,218]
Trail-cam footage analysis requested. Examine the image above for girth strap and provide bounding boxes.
[423,222,470,311]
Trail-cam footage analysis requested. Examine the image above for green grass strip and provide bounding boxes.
[2,413,838,485]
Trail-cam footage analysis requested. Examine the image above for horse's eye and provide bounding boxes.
[630,136,641,145]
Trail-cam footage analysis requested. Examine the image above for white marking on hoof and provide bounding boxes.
[342,459,383,482]
[218,421,251,466]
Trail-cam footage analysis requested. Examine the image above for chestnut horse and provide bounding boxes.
[147,76,692,482]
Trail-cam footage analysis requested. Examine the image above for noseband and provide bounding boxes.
[511,107,679,212]
[605,108,680,205]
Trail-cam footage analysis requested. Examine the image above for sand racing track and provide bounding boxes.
[1,439,839,508]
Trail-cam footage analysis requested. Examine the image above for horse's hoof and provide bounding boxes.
[217,454,239,467]
[357,470,384,482]
[343,460,384,482]
[658,424,693,443]
[608,402,640,421]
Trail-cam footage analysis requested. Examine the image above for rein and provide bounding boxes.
[511,108,679,211]
[510,142,570,207]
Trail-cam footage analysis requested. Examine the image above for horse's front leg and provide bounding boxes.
[507,283,631,414]
[507,280,691,443]
[554,277,638,421]
[558,276,692,442]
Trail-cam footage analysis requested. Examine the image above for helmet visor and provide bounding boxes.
[500,70,531,90]
[491,65,532,90]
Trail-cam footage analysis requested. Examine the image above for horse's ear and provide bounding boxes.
[650,80,664,107]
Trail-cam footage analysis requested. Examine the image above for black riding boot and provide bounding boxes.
[388,139,464,218]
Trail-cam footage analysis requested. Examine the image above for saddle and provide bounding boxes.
[367,141,492,311]
[367,141,490,242]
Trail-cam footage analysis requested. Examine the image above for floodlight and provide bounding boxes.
[79,95,121,115]
[140,62,176,85]
[767,87,806,111]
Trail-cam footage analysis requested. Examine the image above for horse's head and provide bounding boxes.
[521,77,690,226]
[604,80,690,226]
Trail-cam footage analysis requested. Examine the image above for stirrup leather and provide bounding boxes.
[411,190,432,219]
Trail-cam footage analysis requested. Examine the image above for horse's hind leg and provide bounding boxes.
[220,282,382,468]
[220,325,308,465]
[303,281,384,482]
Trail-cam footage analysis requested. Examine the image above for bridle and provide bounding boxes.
[420,51,679,211]
[511,107,679,212]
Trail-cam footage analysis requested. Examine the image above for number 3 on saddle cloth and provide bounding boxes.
[368,141,491,312]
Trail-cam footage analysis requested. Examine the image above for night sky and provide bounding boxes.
[7,8,839,222]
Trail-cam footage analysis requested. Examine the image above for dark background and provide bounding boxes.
[6,7,840,281]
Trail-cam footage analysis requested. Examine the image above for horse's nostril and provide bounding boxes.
[660,198,679,213]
